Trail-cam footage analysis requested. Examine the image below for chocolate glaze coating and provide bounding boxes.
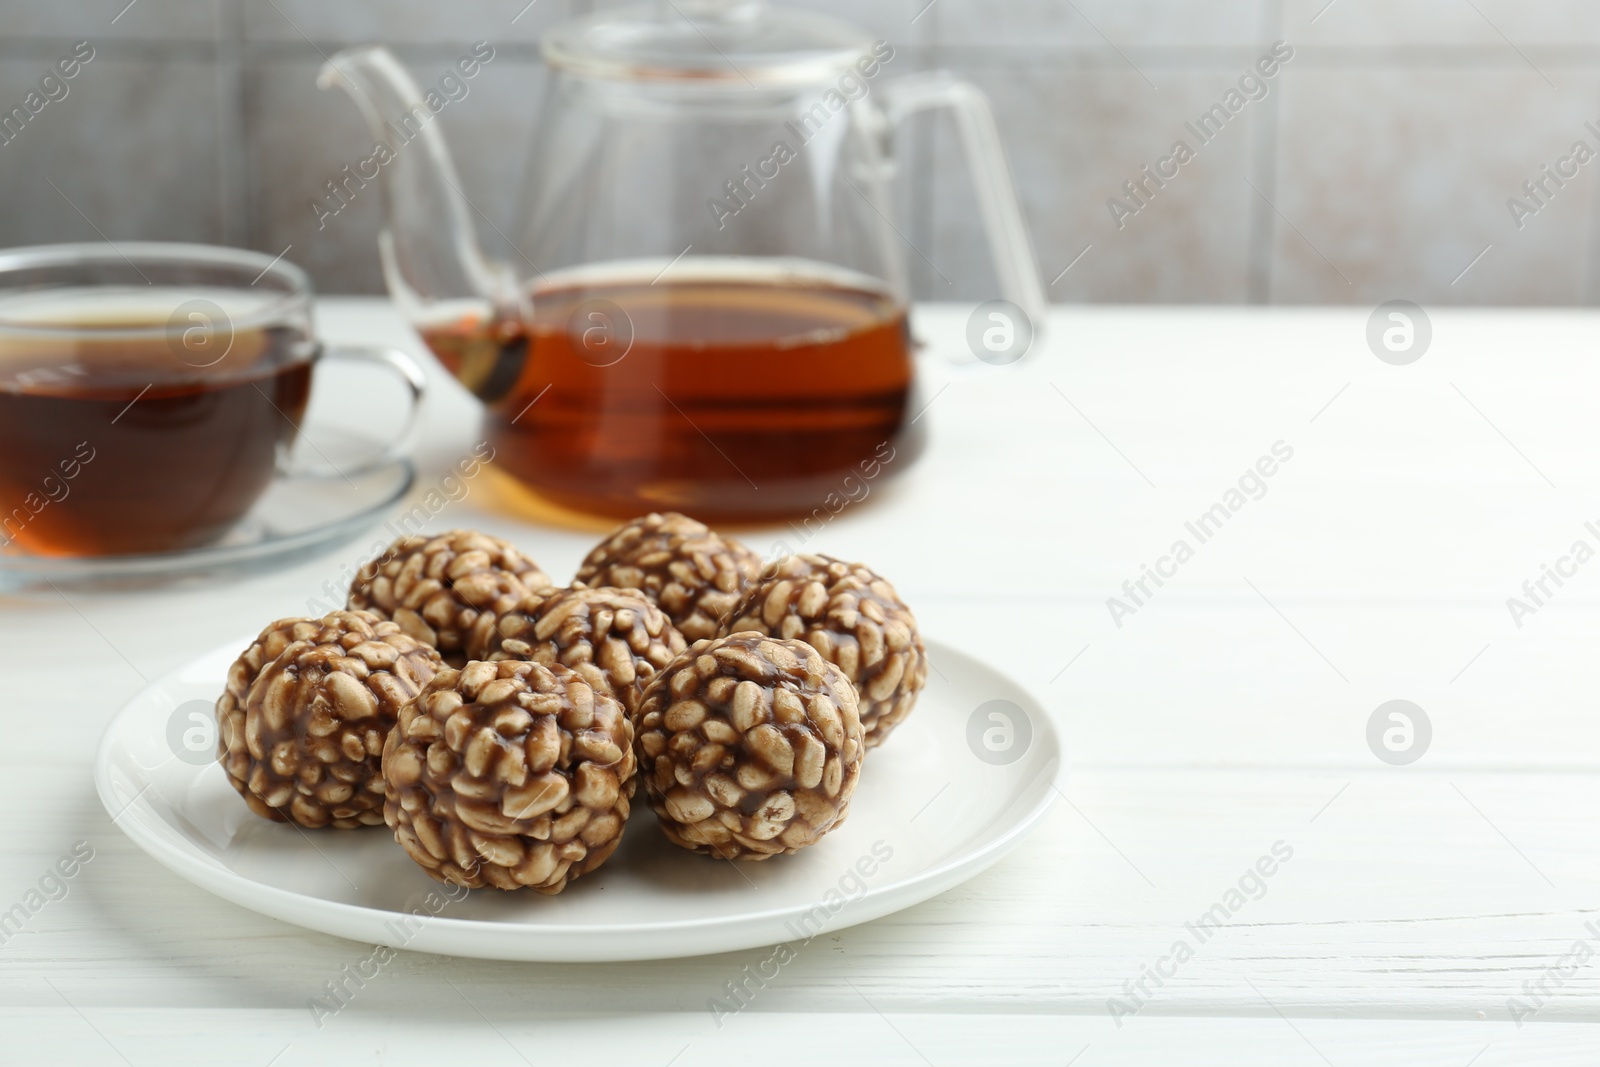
[635,632,864,860]
[383,659,635,892]
[217,610,442,828]
[722,554,926,747]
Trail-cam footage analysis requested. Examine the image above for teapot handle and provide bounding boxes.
[879,72,1047,334]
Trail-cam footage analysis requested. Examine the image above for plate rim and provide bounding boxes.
[95,634,1062,960]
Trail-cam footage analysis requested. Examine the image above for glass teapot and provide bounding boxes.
[321,0,1043,521]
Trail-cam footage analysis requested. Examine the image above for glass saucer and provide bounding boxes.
[0,454,414,592]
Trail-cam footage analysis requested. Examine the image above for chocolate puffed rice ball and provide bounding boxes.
[722,554,926,748]
[573,512,762,642]
[348,529,552,665]
[635,632,864,860]
[383,660,636,893]
[468,585,686,719]
[216,610,444,829]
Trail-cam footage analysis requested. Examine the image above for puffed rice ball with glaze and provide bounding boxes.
[721,554,926,748]
[635,632,864,860]
[383,660,636,892]
[216,610,444,829]
[348,529,552,665]
[573,512,762,642]
[467,585,686,719]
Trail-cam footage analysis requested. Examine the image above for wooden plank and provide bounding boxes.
[3,768,1597,1020]
[0,1010,1595,1066]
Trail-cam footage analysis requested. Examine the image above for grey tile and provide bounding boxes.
[0,0,221,44]
[0,56,226,247]
[246,53,548,295]
[12,0,1600,312]
[1472,0,1600,46]
[1269,66,1600,304]
[921,62,1270,303]
[214,0,251,246]
[931,0,1268,50]
[244,57,381,293]
[1283,0,1600,50]
[1282,0,1503,47]
[242,0,580,47]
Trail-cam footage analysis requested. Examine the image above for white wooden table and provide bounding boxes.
[4,299,1599,1065]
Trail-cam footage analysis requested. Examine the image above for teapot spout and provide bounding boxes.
[317,46,516,325]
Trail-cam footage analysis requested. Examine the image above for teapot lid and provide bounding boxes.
[541,0,877,85]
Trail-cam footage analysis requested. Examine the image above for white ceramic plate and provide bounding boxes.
[95,636,1061,962]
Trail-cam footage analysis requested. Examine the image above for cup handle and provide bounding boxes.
[278,344,428,480]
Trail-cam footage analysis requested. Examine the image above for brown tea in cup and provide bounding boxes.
[0,244,424,559]
[0,316,311,556]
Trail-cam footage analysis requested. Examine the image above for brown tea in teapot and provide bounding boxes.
[420,268,921,521]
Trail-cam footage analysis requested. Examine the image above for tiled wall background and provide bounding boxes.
[2,0,1598,304]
